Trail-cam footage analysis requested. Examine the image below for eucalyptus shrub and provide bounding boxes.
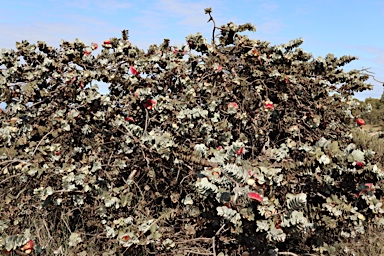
[0,8,383,255]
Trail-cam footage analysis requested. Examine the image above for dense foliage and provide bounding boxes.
[1,8,383,255]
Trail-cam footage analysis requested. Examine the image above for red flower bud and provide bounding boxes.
[365,183,373,191]
[356,118,365,126]
[236,147,243,155]
[91,42,98,50]
[103,40,111,45]
[21,240,34,251]
[122,235,131,242]
[55,151,60,156]
[125,117,134,122]
[84,50,91,56]
[228,102,239,110]
[356,162,364,168]
[130,65,139,76]
[285,75,290,84]
[144,99,156,110]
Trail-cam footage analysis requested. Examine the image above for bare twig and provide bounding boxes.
[212,223,227,256]
[184,251,213,256]
[206,11,217,46]
[128,169,138,180]
[0,173,23,185]
[32,130,53,156]
[107,150,114,166]
[359,67,384,83]
[143,108,149,135]
[175,237,213,244]
[0,159,28,166]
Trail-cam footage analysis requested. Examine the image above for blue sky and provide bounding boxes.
[1,0,383,100]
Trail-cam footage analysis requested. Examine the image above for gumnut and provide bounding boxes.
[356,118,365,126]
[248,192,263,202]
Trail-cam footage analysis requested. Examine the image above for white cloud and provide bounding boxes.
[257,20,285,34]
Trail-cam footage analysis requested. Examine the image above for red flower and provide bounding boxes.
[236,147,243,155]
[265,103,274,110]
[144,99,156,110]
[228,102,239,110]
[121,235,131,242]
[216,65,223,72]
[365,183,373,191]
[125,117,134,122]
[21,240,34,251]
[356,162,364,168]
[55,151,60,156]
[275,219,281,229]
[217,145,223,150]
[285,75,290,84]
[358,183,374,196]
[130,65,139,76]
[91,42,98,50]
[66,76,76,85]
[104,40,111,45]
[356,118,365,126]
[248,192,263,202]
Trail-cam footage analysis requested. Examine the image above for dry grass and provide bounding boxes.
[351,127,384,168]
[361,124,383,132]
[328,225,384,256]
